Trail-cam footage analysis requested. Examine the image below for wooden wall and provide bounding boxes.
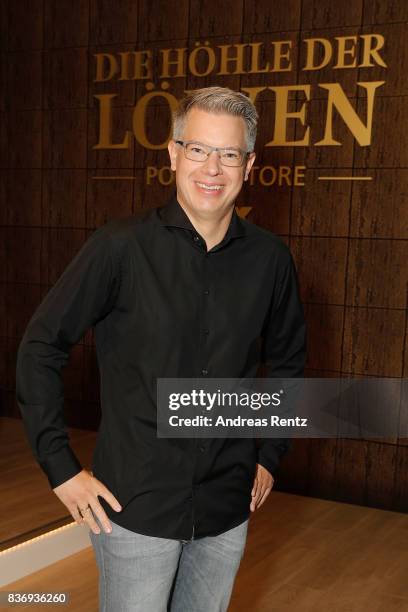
[1,1,407,512]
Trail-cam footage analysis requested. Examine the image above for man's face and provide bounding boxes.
[168,108,256,219]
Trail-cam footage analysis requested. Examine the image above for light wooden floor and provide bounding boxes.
[3,491,408,611]
[0,417,96,549]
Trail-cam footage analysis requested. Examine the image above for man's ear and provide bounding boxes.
[244,151,256,181]
[168,139,178,172]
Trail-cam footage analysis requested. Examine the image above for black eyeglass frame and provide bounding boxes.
[175,140,252,166]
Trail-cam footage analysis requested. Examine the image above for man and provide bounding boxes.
[16,86,306,611]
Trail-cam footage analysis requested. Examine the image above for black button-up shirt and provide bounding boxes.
[16,192,306,540]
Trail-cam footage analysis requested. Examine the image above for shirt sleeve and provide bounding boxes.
[256,246,307,477]
[15,225,121,489]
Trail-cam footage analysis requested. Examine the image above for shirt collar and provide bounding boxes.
[159,191,246,240]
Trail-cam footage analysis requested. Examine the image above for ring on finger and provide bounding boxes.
[78,504,92,519]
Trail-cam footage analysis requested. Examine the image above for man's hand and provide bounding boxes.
[250,463,274,512]
[52,469,122,534]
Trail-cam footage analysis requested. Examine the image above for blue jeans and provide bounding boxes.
[89,517,249,611]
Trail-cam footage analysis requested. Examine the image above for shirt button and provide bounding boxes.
[201,368,208,376]
[203,329,209,335]
[199,445,205,452]
[193,235,200,242]
[204,289,209,295]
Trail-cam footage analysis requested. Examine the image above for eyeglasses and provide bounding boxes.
[175,140,250,167]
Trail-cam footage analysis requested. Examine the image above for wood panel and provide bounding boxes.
[243,0,301,33]
[139,0,189,41]
[7,170,42,225]
[44,0,89,49]
[350,169,408,239]
[346,239,408,309]
[7,111,42,167]
[342,307,405,376]
[7,1,43,52]
[189,1,242,37]
[8,53,42,110]
[42,169,87,227]
[1,0,407,521]
[291,237,348,304]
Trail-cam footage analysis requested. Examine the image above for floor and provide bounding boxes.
[3,491,408,611]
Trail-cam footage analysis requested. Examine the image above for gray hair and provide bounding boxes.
[171,86,258,152]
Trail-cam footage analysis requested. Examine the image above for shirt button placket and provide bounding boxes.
[201,287,210,376]
[200,247,211,377]
[193,250,210,539]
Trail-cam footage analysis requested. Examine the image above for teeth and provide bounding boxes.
[196,182,223,191]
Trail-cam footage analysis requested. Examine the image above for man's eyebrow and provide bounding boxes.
[188,140,242,149]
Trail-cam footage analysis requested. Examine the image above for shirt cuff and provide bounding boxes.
[39,446,83,489]
[257,439,292,477]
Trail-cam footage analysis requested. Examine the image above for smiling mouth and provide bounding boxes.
[195,181,224,191]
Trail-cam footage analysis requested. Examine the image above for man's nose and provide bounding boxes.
[202,150,223,174]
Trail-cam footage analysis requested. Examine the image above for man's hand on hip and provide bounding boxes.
[250,463,274,512]
[52,469,122,534]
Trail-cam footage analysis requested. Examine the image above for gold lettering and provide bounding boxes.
[160,48,187,78]
[117,52,133,80]
[266,85,311,146]
[94,51,152,82]
[279,166,292,185]
[248,166,258,185]
[94,53,118,82]
[188,43,216,76]
[93,94,131,149]
[259,166,277,186]
[333,36,357,69]
[158,167,174,185]
[294,166,306,186]
[133,90,179,149]
[133,50,153,79]
[315,81,385,146]
[240,86,268,105]
[271,41,292,72]
[240,165,306,186]
[248,43,271,73]
[146,166,158,184]
[217,44,247,75]
[360,34,387,67]
[303,38,332,71]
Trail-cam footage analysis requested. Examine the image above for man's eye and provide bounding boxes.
[191,146,205,154]
[223,151,240,159]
